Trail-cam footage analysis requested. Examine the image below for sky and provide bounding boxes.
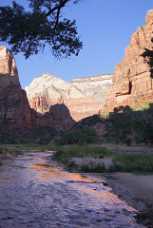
[1,0,153,87]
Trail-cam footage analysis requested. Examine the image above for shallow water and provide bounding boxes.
[0,152,144,228]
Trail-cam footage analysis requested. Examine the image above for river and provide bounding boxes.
[0,152,144,228]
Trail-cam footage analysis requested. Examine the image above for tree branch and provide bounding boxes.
[45,0,70,17]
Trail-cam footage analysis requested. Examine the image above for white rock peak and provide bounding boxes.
[25,73,112,100]
[25,73,112,120]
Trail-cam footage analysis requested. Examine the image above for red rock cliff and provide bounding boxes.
[0,47,35,135]
[103,10,153,114]
[0,47,74,137]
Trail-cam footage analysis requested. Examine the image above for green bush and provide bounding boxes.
[56,127,97,145]
[113,154,153,172]
[0,127,58,145]
[53,144,112,164]
[78,163,106,172]
[54,145,153,173]
[105,105,153,145]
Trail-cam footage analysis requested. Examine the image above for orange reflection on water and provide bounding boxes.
[31,163,95,183]
[31,162,136,213]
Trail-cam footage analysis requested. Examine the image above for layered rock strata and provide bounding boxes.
[0,46,35,134]
[25,74,112,121]
[0,47,75,142]
[103,10,153,114]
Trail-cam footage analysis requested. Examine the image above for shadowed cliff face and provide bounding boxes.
[102,10,153,114]
[0,47,75,143]
[0,47,111,142]
[0,47,35,134]
[25,74,112,121]
[37,103,75,131]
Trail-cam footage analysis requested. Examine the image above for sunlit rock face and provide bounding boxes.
[0,46,20,89]
[0,47,76,139]
[0,46,18,77]
[25,74,112,121]
[0,47,34,136]
[103,10,153,114]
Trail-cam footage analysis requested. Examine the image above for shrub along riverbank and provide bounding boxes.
[0,144,54,164]
[1,143,153,173]
[53,144,153,227]
[0,143,153,227]
[53,144,153,173]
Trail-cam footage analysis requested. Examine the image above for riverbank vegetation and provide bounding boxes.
[0,144,54,163]
[53,145,112,171]
[53,144,153,173]
[0,143,153,227]
[55,127,97,145]
[1,143,153,173]
[105,104,153,145]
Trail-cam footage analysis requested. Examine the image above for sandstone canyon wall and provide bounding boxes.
[25,74,112,121]
[0,47,75,141]
[102,10,153,114]
[0,46,35,137]
[0,47,75,143]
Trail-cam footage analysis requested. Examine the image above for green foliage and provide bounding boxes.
[0,0,82,58]
[105,105,153,145]
[54,144,153,173]
[56,127,97,145]
[0,127,58,144]
[53,144,112,164]
[141,48,153,68]
[0,145,20,155]
[76,115,103,127]
[0,143,58,156]
[113,154,153,172]
[78,163,106,172]
[29,127,58,144]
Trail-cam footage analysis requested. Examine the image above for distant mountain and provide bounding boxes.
[25,74,112,121]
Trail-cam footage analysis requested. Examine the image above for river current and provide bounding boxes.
[0,152,144,228]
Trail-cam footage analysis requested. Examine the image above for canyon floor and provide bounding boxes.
[0,152,144,228]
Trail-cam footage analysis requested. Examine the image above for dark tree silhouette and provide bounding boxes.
[0,0,82,58]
